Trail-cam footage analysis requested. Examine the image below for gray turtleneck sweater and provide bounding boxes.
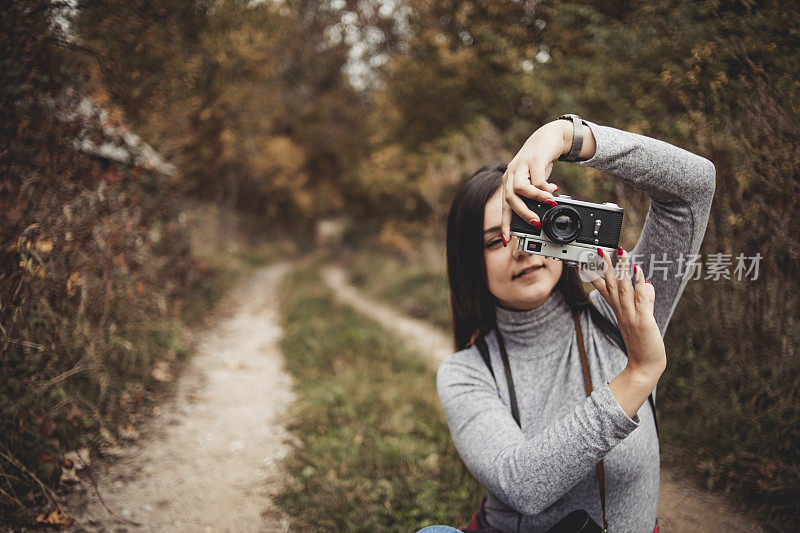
[436,119,716,532]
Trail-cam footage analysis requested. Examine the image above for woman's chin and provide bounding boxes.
[498,282,557,311]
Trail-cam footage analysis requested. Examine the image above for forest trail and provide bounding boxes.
[321,264,764,533]
[58,263,296,532]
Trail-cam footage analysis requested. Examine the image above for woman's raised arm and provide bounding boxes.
[572,119,716,336]
[501,118,716,337]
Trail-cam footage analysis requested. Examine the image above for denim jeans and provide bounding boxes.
[415,526,462,533]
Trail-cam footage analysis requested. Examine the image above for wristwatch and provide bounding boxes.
[556,113,588,162]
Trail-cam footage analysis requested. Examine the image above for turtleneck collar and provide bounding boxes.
[494,288,575,355]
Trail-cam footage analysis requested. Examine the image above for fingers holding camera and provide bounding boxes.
[632,257,655,314]
[528,157,558,193]
[500,174,537,239]
[606,251,666,418]
[587,249,608,297]
[617,250,665,375]
[510,162,553,207]
[590,247,654,321]
[500,158,562,239]
[500,195,511,246]
[597,247,618,305]
[615,248,636,318]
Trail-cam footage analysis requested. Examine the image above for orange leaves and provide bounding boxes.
[34,237,54,253]
[66,272,82,297]
[35,506,75,529]
[260,136,308,178]
[59,447,90,486]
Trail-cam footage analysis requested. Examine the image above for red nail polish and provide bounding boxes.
[633,264,637,274]
[530,219,542,229]
[596,247,604,257]
[617,246,624,256]
[502,235,507,247]
[553,186,560,193]
[645,281,651,284]
[545,199,557,207]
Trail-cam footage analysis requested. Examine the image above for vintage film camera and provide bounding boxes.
[510,194,623,271]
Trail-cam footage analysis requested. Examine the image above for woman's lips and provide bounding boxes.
[512,264,544,280]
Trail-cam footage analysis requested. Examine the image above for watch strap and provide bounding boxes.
[557,114,586,162]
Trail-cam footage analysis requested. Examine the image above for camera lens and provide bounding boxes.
[542,205,582,244]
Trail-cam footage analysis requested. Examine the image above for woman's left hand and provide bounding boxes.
[500,120,594,243]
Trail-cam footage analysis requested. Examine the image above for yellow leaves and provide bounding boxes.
[220,127,238,161]
[378,219,418,255]
[16,233,53,253]
[363,144,405,194]
[34,237,53,253]
[293,189,315,216]
[371,143,404,169]
[250,135,314,214]
[734,168,753,191]
[66,272,82,297]
[260,136,307,177]
[199,107,214,121]
[625,121,649,135]
[225,26,276,63]
[18,257,46,279]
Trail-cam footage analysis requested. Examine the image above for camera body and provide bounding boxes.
[510,194,623,270]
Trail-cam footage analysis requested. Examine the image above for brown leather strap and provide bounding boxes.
[573,312,608,533]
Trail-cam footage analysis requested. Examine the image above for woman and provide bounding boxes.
[430,116,716,532]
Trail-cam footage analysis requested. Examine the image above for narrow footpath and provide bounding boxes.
[58,263,297,532]
[321,264,764,533]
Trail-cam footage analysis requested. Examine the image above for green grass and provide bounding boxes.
[181,240,296,326]
[347,247,452,332]
[277,263,481,531]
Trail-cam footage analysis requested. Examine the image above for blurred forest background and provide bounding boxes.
[2,0,798,529]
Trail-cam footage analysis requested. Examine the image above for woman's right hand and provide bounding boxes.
[587,247,666,418]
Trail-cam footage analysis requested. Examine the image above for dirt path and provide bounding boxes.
[58,263,296,532]
[321,264,764,533]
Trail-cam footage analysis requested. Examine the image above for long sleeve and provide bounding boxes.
[436,347,639,516]
[576,120,716,337]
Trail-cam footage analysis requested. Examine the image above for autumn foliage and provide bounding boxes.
[2,0,799,529]
[1,1,204,523]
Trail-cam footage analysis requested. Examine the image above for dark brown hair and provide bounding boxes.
[445,163,591,351]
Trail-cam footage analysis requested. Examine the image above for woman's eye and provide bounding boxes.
[485,239,502,249]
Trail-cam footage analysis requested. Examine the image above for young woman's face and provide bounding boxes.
[483,187,563,311]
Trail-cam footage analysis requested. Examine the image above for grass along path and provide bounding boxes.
[55,263,296,532]
[276,263,482,531]
[321,265,452,370]
[322,263,764,533]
